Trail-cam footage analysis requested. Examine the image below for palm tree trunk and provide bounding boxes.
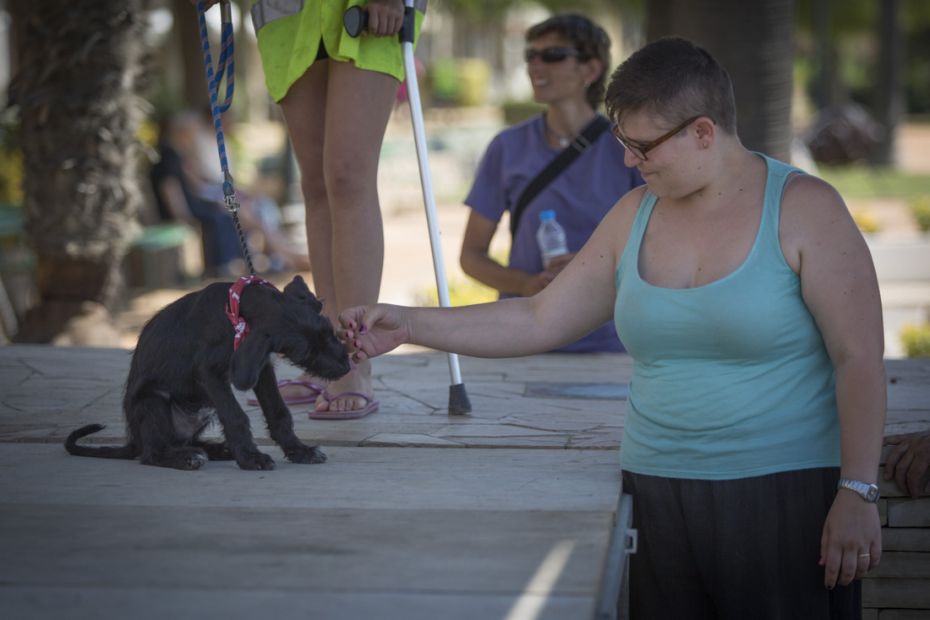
[646,0,795,163]
[871,0,903,166]
[9,0,150,344]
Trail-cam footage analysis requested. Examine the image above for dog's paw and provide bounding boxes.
[148,448,208,471]
[236,451,276,471]
[185,450,209,470]
[285,445,327,464]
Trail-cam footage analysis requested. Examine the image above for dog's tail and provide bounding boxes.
[64,424,137,459]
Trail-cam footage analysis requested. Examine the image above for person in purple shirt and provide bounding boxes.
[460,14,643,353]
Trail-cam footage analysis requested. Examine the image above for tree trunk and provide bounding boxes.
[811,0,841,110]
[870,0,903,166]
[173,0,212,114]
[646,0,795,163]
[9,0,150,345]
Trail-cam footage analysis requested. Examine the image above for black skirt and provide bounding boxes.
[621,467,862,619]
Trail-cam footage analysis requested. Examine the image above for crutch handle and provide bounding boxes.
[343,6,367,37]
[343,5,415,42]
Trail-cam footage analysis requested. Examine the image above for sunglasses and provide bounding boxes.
[612,116,703,161]
[524,47,582,64]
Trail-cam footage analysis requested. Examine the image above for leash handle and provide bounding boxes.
[196,0,254,275]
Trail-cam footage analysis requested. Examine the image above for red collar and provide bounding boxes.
[226,276,276,350]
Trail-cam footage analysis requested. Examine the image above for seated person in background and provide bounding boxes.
[150,112,244,275]
[884,430,930,497]
[189,108,311,273]
[151,111,310,275]
[460,14,643,353]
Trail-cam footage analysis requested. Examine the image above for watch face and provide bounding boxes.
[840,479,880,502]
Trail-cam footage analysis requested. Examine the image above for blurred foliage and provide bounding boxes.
[457,59,491,106]
[796,0,930,113]
[439,0,638,19]
[414,247,509,307]
[429,58,460,104]
[531,0,625,14]
[851,209,881,234]
[910,196,930,232]
[901,323,930,358]
[796,0,930,33]
[816,166,930,200]
[0,109,23,207]
[415,275,498,307]
[501,100,546,125]
[438,0,512,20]
[427,58,491,106]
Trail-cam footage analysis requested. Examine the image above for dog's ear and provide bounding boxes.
[284,275,323,313]
[284,275,311,298]
[230,332,274,391]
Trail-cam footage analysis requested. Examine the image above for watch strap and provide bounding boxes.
[838,478,880,503]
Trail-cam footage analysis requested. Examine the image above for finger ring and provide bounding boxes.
[858,553,871,558]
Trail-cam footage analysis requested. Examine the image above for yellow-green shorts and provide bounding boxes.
[252,0,424,102]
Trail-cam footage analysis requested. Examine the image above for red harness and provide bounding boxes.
[225,275,276,351]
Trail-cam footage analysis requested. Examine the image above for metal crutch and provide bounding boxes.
[345,1,471,415]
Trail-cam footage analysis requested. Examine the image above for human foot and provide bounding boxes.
[308,390,379,419]
[310,361,376,417]
[247,377,325,406]
[268,376,326,405]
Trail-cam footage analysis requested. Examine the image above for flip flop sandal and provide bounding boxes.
[308,390,379,420]
[247,379,325,406]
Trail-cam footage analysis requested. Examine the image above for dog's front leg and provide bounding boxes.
[201,374,275,470]
[254,364,326,464]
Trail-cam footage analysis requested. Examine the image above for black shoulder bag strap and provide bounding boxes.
[509,114,612,237]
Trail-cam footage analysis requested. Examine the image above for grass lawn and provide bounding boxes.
[818,165,930,200]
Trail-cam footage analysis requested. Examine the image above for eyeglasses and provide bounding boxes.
[612,115,703,161]
[524,47,581,64]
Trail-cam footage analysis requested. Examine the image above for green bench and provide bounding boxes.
[123,222,204,289]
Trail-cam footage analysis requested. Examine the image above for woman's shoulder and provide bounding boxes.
[780,171,860,258]
[781,172,847,224]
[603,185,649,229]
[492,114,544,144]
[584,185,649,264]
[479,115,546,165]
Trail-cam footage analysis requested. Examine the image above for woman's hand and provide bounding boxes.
[819,489,882,589]
[339,304,411,362]
[365,0,405,37]
[545,253,575,277]
[884,431,930,498]
[522,253,576,297]
[521,272,554,297]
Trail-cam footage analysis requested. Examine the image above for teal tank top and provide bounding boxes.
[614,155,839,480]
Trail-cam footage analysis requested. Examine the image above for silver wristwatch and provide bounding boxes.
[838,478,880,503]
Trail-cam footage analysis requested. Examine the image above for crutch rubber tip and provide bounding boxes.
[448,383,472,416]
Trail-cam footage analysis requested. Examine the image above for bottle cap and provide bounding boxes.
[539,210,555,221]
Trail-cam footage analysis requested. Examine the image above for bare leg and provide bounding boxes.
[280,59,397,413]
[314,61,396,412]
[280,60,334,306]
[278,62,334,402]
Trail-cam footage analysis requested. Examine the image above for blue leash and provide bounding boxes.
[196,0,255,275]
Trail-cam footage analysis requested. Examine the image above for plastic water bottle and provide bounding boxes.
[536,210,569,268]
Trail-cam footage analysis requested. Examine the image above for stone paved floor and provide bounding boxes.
[1,345,927,619]
[0,345,633,620]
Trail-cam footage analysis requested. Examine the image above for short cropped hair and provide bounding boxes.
[527,14,611,110]
[605,37,737,134]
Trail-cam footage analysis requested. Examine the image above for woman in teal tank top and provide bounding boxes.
[337,37,886,618]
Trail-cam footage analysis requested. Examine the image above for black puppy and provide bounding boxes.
[65,275,350,471]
